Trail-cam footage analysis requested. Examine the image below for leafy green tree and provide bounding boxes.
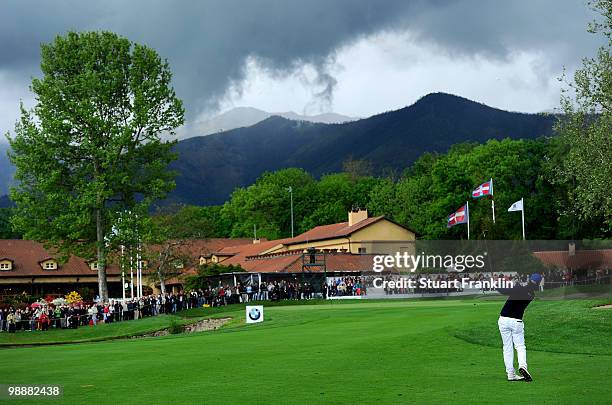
[221,167,385,240]
[152,205,231,239]
[367,178,397,219]
[299,173,381,230]
[221,168,316,239]
[7,31,184,301]
[380,140,558,240]
[551,0,612,237]
[0,208,21,239]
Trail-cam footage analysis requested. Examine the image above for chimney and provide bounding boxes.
[253,238,261,244]
[568,242,575,256]
[348,209,368,227]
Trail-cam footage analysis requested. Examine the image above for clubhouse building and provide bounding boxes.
[0,210,416,297]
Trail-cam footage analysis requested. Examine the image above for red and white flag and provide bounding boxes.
[447,204,468,228]
[472,178,493,198]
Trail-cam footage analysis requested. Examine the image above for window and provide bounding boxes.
[0,262,12,270]
[90,262,99,270]
[42,260,57,270]
[358,248,367,254]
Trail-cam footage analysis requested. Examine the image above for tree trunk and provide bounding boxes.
[157,267,167,295]
[157,247,170,295]
[96,207,109,302]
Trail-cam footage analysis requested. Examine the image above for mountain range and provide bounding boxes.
[0,93,557,208]
[187,106,357,137]
[169,93,556,205]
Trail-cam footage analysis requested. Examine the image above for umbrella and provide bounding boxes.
[52,298,69,306]
[30,302,42,308]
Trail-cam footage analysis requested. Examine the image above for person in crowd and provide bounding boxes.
[134,300,140,320]
[7,310,16,333]
[88,305,98,326]
[14,309,22,331]
[39,310,49,331]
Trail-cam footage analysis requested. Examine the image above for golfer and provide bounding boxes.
[497,273,542,382]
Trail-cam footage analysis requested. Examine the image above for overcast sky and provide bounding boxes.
[0,0,603,140]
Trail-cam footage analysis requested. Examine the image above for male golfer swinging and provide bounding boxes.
[497,273,542,382]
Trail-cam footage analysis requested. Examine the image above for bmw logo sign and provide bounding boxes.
[248,308,261,321]
[246,306,264,323]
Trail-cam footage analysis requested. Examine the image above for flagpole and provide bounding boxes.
[490,178,495,224]
[521,197,525,240]
[136,247,140,298]
[136,244,142,298]
[121,245,126,301]
[467,201,470,240]
[129,250,134,299]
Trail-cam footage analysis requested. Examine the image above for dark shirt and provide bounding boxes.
[498,283,537,320]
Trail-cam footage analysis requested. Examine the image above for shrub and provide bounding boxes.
[168,319,184,335]
[65,291,83,304]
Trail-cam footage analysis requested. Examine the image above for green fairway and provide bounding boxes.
[1,298,611,404]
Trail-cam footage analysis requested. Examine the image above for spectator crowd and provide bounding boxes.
[5,269,605,333]
[0,281,322,333]
[0,292,200,333]
[324,276,366,297]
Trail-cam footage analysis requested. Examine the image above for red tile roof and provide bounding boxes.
[217,238,294,263]
[533,249,612,270]
[219,250,375,274]
[241,254,303,273]
[285,216,386,245]
[0,239,120,277]
[186,238,254,253]
[0,239,254,279]
[279,253,375,273]
[147,238,253,259]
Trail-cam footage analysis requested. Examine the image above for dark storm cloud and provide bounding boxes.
[0,0,601,120]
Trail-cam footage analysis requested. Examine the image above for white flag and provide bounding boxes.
[508,199,523,212]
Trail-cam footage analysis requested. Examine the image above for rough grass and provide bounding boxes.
[451,298,612,355]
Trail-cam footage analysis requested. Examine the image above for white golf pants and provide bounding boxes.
[498,316,527,376]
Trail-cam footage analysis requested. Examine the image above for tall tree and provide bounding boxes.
[0,208,21,239]
[221,168,316,239]
[146,239,193,296]
[372,140,558,240]
[7,31,184,301]
[552,0,612,236]
[152,205,231,239]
